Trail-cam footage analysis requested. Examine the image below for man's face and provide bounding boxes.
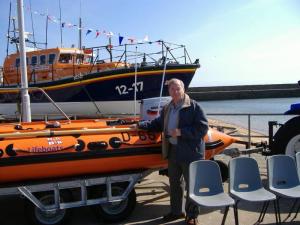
[168,82,184,103]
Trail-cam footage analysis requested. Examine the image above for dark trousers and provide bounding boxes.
[168,146,199,217]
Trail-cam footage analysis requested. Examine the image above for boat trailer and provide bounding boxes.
[0,170,150,225]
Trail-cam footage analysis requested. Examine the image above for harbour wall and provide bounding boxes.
[187,83,300,101]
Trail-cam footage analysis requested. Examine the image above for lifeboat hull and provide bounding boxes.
[0,119,236,184]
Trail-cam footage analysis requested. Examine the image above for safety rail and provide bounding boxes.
[86,40,193,67]
[207,113,295,149]
[0,87,70,122]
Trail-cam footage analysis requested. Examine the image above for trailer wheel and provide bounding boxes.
[92,185,136,223]
[24,191,72,225]
[272,116,300,156]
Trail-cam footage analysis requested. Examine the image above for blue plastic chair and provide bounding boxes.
[229,157,279,224]
[267,155,300,222]
[189,160,237,225]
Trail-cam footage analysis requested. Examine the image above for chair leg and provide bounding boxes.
[291,200,300,222]
[284,199,298,222]
[257,201,270,223]
[273,198,281,225]
[221,206,229,225]
[257,202,267,224]
[233,201,239,225]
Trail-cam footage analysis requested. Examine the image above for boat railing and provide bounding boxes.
[0,87,70,122]
[86,40,194,68]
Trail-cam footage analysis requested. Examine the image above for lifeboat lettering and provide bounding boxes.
[29,146,63,153]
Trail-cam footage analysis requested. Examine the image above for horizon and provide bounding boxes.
[0,0,299,87]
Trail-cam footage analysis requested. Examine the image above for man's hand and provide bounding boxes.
[170,128,181,137]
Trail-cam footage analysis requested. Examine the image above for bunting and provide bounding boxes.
[95,30,100,38]
[23,4,153,45]
[86,29,93,36]
[118,34,124,45]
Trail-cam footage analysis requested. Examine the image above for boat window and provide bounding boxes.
[59,54,72,63]
[48,54,56,64]
[15,58,20,67]
[76,54,84,64]
[40,55,46,65]
[31,56,37,66]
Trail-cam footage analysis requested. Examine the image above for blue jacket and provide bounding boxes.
[139,94,208,163]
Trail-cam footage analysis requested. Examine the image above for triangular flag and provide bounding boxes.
[95,30,100,38]
[118,34,124,45]
[86,29,93,36]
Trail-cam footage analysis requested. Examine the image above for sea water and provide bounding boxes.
[199,97,300,134]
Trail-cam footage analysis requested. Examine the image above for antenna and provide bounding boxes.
[78,0,82,49]
[59,0,63,47]
[29,0,37,48]
[6,1,12,56]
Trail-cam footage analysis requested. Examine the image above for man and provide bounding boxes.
[137,78,208,225]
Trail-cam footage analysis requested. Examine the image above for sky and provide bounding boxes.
[0,0,299,87]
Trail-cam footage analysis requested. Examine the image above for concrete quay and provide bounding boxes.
[187,83,300,101]
[0,154,298,225]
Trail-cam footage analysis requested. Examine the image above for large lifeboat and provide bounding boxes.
[1,41,199,117]
[0,118,236,184]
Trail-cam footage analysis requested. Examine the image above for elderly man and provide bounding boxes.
[138,78,208,225]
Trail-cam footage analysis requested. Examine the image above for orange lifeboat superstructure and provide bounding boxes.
[0,118,236,184]
[3,48,127,85]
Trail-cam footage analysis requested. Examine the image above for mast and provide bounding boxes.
[45,9,48,49]
[79,17,82,49]
[17,0,31,122]
[12,17,19,52]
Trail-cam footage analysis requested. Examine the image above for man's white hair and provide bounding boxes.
[167,78,185,91]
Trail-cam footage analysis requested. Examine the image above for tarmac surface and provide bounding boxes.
[0,153,299,225]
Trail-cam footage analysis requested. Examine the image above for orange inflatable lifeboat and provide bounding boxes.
[0,118,236,184]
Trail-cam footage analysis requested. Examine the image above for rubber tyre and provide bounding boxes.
[215,160,229,182]
[271,116,300,156]
[24,191,72,225]
[92,185,136,223]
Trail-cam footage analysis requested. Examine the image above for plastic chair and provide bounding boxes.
[229,157,279,225]
[267,155,300,222]
[189,160,237,225]
[292,152,300,220]
[297,152,300,180]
